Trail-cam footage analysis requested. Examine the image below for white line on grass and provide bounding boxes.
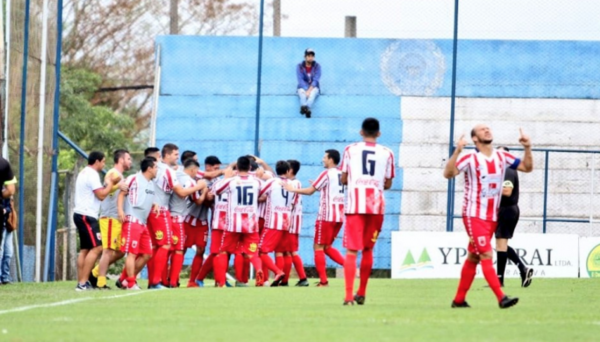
[0,291,148,316]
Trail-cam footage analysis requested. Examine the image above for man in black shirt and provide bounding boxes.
[495,147,533,287]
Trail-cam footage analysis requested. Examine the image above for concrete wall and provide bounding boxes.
[155,36,600,268]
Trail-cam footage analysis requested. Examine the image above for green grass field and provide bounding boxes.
[1,278,599,342]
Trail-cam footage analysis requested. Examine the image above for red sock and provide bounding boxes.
[162,252,172,286]
[250,254,262,273]
[146,250,155,282]
[213,254,228,287]
[325,247,345,266]
[242,257,250,283]
[283,255,293,283]
[234,254,245,282]
[169,253,185,287]
[119,267,127,282]
[481,258,505,302]
[292,255,306,280]
[126,276,136,288]
[276,255,285,271]
[344,253,357,302]
[261,253,282,274]
[315,250,328,284]
[454,259,478,304]
[151,247,169,285]
[357,249,373,297]
[196,254,215,281]
[189,254,204,283]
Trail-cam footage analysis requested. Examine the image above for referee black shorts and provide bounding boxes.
[74,213,102,250]
[495,205,520,239]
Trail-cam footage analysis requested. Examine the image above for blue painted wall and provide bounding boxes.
[155,35,600,270]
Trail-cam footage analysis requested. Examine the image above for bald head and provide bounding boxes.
[471,124,493,145]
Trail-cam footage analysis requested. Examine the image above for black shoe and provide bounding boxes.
[279,282,289,287]
[270,273,285,287]
[98,285,111,290]
[89,272,98,288]
[115,280,124,289]
[295,279,309,287]
[521,268,533,288]
[300,106,308,115]
[451,300,471,308]
[354,294,366,305]
[343,300,355,306]
[499,296,519,309]
[305,108,311,118]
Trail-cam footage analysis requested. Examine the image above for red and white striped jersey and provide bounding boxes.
[260,177,296,231]
[257,170,274,218]
[153,162,180,208]
[288,179,303,234]
[456,149,520,222]
[340,142,395,215]
[313,168,345,222]
[215,175,261,233]
[210,179,229,231]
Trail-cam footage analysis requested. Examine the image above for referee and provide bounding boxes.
[495,146,533,288]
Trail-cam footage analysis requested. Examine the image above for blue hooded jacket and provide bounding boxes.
[296,61,321,90]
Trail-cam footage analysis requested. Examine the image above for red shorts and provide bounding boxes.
[286,233,299,253]
[463,216,496,255]
[220,231,259,257]
[147,209,172,247]
[170,219,186,251]
[343,214,384,251]
[259,228,286,253]
[120,221,153,255]
[210,229,225,255]
[314,220,343,246]
[184,222,209,249]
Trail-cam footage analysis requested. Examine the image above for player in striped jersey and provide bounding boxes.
[258,161,296,287]
[286,150,345,286]
[167,158,204,288]
[444,124,533,309]
[339,118,395,305]
[115,157,158,290]
[145,145,206,289]
[213,156,265,287]
[281,159,308,287]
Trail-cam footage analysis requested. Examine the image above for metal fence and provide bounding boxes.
[4,0,600,280]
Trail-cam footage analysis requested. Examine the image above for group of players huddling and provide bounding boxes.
[73,117,531,308]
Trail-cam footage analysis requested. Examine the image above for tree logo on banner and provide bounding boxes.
[399,248,433,274]
[586,243,600,278]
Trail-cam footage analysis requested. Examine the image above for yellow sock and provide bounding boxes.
[97,276,107,288]
[92,265,100,278]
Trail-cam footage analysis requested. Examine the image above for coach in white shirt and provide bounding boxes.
[73,151,120,291]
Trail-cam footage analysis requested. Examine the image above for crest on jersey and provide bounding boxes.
[156,231,164,240]
[132,241,138,248]
[478,236,486,247]
[172,235,179,245]
[96,233,102,241]
[248,243,258,253]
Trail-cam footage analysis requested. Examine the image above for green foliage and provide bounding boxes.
[58,67,142,170]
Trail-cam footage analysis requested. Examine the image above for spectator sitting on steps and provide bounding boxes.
[296,48,321,119]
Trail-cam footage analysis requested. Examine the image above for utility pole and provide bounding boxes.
[345,16,357,38]
[273,0,281,36]
[170,0,179,34]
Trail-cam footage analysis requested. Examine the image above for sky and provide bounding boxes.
[274,0,600,41]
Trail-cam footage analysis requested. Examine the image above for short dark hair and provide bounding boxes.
[471,128,476,137]
[181,150,197,164]
[325,149,340,165]
[162,143,179,158]
[275,160,290,176]
[205,155,222,166]
[237,156,251,172]
[144,147,160,157]
[113,149,129,163]
[245,155,256,162]
[88,151,105,165]
[141,157,156,172]
[184,158,200,169]
[362,118,380,137]
[287,159,300,176]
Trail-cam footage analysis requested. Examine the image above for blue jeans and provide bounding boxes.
[0,229,13,283]
[297,87,319,109]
